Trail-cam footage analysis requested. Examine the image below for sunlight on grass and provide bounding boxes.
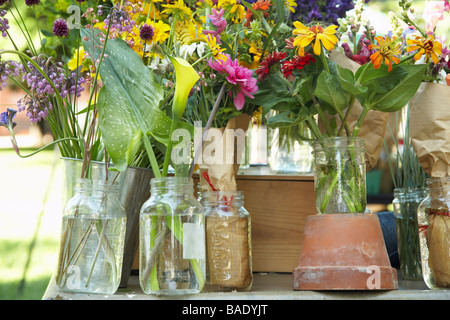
[0,149,63,300]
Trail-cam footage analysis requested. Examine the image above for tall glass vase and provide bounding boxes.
[393,188,426,280]
[312,137,367,214]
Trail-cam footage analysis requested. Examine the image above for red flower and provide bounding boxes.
[281,54,315,78]
[255,51,287,82]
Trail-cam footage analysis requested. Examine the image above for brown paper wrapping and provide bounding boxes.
[206,216,252,288]
[198,113,252,192]
[326,51,389,171]
[426,214,450,288]
[410,82,450,177]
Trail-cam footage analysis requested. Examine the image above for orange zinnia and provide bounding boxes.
[369,36,401,71]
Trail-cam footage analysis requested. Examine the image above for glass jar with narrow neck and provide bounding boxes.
[55,178,127,294]
[417,177,450,289]
[199,190,252,292]
[139,177,206,295]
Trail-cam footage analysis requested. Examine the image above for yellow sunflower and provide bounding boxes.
[406,34,442,64]
[369,36,402,71]
[292,21,338,56]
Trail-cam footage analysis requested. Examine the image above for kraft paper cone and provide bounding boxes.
[410,82,450,177]
[327,51,389,171]
[199,113,252,192]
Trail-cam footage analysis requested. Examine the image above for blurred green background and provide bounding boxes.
[0,149,62,300]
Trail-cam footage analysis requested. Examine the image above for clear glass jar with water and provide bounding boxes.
[139,177,206,295]
[55,178,127,294]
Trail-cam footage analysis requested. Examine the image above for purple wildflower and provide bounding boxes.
[0,108,17,129]
[292,0,358,24]
[0,0,11,6]
[0,9,9,37]
[104,4,135,34]
[0,58,20,90]
[17,94,52,123]
[25,0,40,6]
[52,18,69,37]
[139,24,154,41]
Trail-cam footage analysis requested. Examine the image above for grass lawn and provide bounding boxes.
[0,149,63,300]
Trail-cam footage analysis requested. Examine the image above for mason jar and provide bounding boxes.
[199,190,252,292]
[139,177,206,295]
[417,177,450,289]
[55,178,127,294]
[312,137,366,214]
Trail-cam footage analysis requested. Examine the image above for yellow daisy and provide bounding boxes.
[292,21,338,56]
[406,34,442,64]
[162,0,194,22]
[205,34,227,62]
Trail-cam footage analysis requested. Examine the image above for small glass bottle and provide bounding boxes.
[139,177,206,295]
[55,178,127,294]
[199,190,252,292]
[417,177,450,289]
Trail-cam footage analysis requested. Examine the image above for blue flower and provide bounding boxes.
[0,108,17,129]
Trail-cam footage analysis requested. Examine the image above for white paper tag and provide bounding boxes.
[182,223,205,260]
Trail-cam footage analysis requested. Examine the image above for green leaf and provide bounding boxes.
[337,66,368,95]
[366,64,427,112]
[313,71,351,113]
[82,28,186,171]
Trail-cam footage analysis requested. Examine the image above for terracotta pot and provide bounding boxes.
[293,214,398,290]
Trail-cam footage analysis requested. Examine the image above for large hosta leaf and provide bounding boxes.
[82,28,189,172]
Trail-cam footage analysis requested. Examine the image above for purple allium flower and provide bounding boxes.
[52,18,69,37]
[0,108,17,129]
[104,4,135,34]
[139,24,154,41]
[0,9,9,37]
[17,94,52,123]
[25,0,40,6]
[0,58,20,90]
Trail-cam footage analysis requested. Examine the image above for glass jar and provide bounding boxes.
[139,177,206,295]
[393,188,427,280]
[55,178,127,294]
[268,123,313,174]
[417,177,450,289]
[312,137,366,214]
[199,191,252,292]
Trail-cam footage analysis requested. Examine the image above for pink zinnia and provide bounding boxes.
[208,54,258,110]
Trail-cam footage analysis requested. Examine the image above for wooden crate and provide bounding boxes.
[132,174,316,273]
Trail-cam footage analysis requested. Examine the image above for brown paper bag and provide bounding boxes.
[410,82,450,177]
[198,113,251,192]
[325,51,389,171]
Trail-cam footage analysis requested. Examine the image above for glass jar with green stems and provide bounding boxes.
[139,177,206,295]
[312,136,367,214]
[56,178,127,294]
